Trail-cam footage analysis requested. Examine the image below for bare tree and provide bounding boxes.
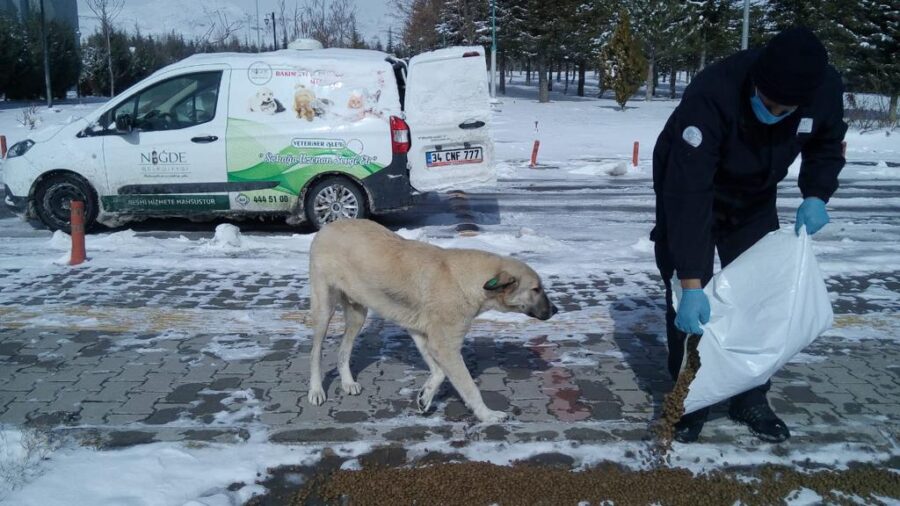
[201,7,244,47]
[85,0,124,96]
[279,0,289,48]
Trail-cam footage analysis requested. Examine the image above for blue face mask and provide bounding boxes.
[750,92,794,125]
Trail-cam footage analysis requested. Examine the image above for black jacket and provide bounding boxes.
[652,49,847,280]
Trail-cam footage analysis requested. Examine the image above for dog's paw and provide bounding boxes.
[307,388,327,406]
[416,387,435,414]
[342,381,362,396]
[476,409,508,424]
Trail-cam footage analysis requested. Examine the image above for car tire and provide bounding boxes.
[304,176,367,230]
[33,173,99,233]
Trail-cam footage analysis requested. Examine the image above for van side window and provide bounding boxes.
[132,72,222,132]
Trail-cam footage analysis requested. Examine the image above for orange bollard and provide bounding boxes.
[69,201,86,266]
[530,140,541,168]
[632,141,639,167]
[0,135,6,158]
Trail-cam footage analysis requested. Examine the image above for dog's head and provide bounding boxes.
[483,260,558,321]
[256,88,274,104]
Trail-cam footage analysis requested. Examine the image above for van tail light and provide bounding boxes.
[390,116,410,154]
[462,51,480,58]
[0,135,6,158]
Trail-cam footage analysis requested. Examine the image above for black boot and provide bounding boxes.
[674,407,709,443]
[729,401,790,443]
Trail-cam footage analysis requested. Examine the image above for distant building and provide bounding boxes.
[0,0,78,29]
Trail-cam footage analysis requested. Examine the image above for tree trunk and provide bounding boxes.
[699,42,707,70]
[669,67,677,99]
[645,51,655,101]
[526,58,532,86]
[105,22,115,96]
[564,61,569,94]
[547,63,552,92]
[577,62,585,97]
[890,95,898,126]
[537,55,549,103]
[556,61,561,82]
[498,52,506,95]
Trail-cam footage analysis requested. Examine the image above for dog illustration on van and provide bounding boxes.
[247,87,285,114]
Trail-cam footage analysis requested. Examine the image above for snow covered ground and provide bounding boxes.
[1,81,898,504]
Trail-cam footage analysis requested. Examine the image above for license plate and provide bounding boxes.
[426,147,483,167]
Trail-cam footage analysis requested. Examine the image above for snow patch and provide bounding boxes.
[202,336,271,361]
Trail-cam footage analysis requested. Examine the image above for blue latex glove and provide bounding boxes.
[675,289,710,336]
[795,197,829,236]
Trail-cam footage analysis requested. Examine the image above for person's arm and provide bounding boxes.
[798,79,848,203]
[662,97,723,281]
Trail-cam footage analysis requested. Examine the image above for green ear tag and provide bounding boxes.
[486,278,499,289]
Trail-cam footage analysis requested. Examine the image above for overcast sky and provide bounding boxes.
[76,0,397,46]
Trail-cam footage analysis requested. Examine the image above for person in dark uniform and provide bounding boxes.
[651,27,847,443]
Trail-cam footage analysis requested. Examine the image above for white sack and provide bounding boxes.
[673,229,834,414]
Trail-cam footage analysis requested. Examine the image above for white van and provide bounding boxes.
[2,45,495,231]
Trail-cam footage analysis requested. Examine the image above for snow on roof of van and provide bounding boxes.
[408,45,484,65]
[155,48,394,75]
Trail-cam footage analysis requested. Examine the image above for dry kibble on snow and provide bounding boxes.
[652,333,702,459]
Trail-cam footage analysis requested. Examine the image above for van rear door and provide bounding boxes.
[404,46,495,192]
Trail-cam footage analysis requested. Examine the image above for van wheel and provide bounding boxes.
[33,174,98,233]
[304,176,367,230]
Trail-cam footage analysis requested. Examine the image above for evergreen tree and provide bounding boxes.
[436,0,490,46]
[628,0,692,100]
[0,13,24,98]
[845,0,899,124]
[601,10,646,110]
[401,0,442,54]
[4,15,79,100]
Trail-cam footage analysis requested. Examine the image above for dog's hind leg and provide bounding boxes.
[337,293,367,396]
[410,332,445,413]
[426,329,507,424]
[307,277,337,406]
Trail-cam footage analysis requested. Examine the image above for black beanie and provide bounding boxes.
[751,26,828,106]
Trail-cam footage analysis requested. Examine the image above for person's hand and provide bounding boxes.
[795,197,829,236]
[675,289,710,336]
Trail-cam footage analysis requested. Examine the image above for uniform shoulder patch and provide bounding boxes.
[682,126,703,147]
[797,118,813,134]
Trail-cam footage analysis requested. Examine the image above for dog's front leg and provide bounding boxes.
[426,331,507,423]
[410,332,445,413]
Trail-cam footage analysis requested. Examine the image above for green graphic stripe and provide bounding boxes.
[228,146,384,195]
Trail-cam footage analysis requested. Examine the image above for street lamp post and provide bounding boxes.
[490,0,496,98]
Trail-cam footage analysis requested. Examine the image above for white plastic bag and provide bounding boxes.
[673,228,834,414]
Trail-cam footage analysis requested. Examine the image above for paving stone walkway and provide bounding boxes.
[1,265,897,451]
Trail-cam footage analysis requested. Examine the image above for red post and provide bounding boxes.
[530,140,541,168]
[69,201,86,266]
[632,141,639,167]
[0,135,6,158]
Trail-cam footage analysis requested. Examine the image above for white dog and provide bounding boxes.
[248,87,284,114]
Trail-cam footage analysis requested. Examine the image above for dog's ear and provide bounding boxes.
[484,271,517,292]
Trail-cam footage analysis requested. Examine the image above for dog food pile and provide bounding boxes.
[652,334,702,460]
[248,335,900,505]
[275,459,899,506]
